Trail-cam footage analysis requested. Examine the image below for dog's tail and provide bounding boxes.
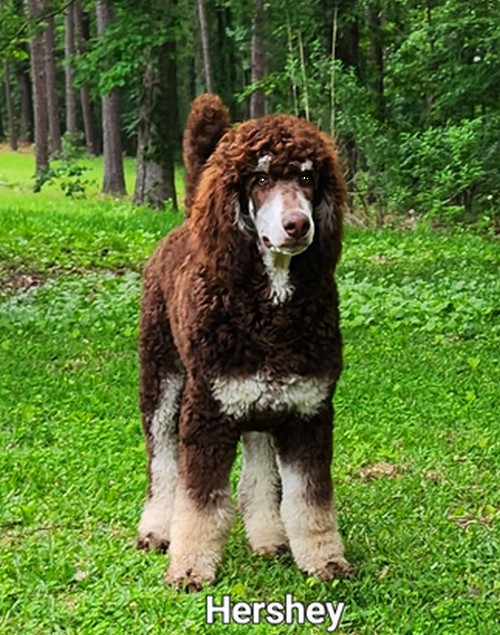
[182,93,231,216]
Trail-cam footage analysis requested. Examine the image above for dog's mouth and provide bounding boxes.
[261,235,311,256]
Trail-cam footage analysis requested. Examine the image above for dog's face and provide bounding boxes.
[244,156,316,257]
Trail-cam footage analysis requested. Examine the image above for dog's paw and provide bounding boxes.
[254,542,290,557]
[164,565,215,592]
[246,522,289,557]
[136,532,170,554]
[311,557,355,580]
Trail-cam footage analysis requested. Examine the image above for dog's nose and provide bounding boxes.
[283,212,310,238]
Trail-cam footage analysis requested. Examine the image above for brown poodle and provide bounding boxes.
[137,94,353,591]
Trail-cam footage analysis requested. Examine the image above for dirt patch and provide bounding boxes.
[0,266,46,296]
[0,141,33,154]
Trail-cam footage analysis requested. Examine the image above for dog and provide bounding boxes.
[136,94,353,591]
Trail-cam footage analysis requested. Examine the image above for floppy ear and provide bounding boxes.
[314,134,346,270]
[189,161,253,281]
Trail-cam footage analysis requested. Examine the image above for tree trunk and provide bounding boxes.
[286,13,298,117]
[64,2,78,135]
[134,42,178,211]
[27,0,50,174]
[17,59,33,143]
[43,8,62,155]
[216,4,237,117]
[337,0,360,72]
[3,61,18,150]
[425,0,435,123]
[250,0,265,118]
[96,1,126,195]
[196,0,213,92]
[329,6,338,137]
[80,86,98,155]
[367,1,385,121]
[298,30,310,121]
[74,1,99,154]
[335,1,360,187]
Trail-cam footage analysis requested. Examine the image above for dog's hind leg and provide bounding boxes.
[137,282,184,552]
[238,432,288,555]
[272,404,354,580]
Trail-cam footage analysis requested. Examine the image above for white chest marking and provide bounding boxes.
[262,250,294,304]
[212,373,331,419]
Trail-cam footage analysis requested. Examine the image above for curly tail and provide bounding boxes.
[182,94,231,216]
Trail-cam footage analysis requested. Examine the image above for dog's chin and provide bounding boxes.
[261,235,312,257]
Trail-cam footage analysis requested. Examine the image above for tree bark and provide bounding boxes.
[334,1,361,187]
[17,59,33,143]
[64,1,78,135]
[329,6,338,137]
[74,1,99,154]
[27,0,50,173]
[196,0,213,92]
[3,61,18,150]
[298,30,310,121]
[367,1,385,121]
[134,41,178,210]
[250,0,265,118]
[215,5,237,116]
[96,0,126,195]
[43,8,62,154]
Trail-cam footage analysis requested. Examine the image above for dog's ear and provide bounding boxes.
[189,161,253,280]
[314,135,345,270]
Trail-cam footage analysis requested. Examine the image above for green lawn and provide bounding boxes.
[0,150,499,634]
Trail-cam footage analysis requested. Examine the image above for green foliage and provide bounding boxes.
[392,119,497,220]
[352,0,500,225]
[31,132,97,199]
[61,131,88,160]
[33,161,93,198]
[338,226,500,338]
[238,0,500,227]
[0,0,29,61]
[73,0,190,97]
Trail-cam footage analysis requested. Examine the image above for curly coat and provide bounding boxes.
[137,94,353,591]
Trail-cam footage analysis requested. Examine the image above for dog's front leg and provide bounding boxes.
[238,431,288,555]
[165,390,239,592]
[273,405,354,580]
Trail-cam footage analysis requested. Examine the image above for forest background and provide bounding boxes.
[1,0,499,229]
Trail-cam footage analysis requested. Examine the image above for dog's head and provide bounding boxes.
[190,114,345,277]
[239,154,316,258]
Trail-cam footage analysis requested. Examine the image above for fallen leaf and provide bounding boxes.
[423,470,444,483]
[359,462,400,481]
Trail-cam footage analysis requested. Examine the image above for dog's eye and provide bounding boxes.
[300,174,313,186]
[256,175,269,186]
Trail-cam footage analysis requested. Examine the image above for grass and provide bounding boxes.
[1,149,499,634]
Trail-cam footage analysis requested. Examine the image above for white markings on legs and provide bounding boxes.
[165,485,234,590]
[277,460,352,579]
[238,432,288,554]
[137,374,184,550]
